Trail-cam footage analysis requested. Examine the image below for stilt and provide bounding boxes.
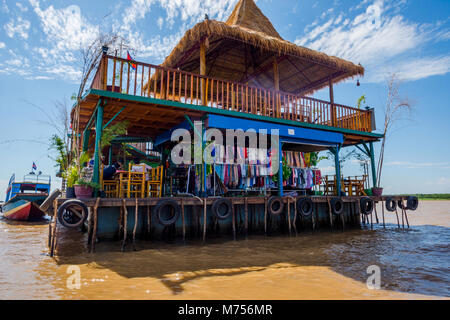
[341,207,345,231]
[202,198,207,243]
[50,199,58,257]
[394,207,400,228]
[287,198,292,236]
[121,199,128,251]
[132,198,138,251]
[264,197,268,235]
[381,201,386,228]
[292,198,298,235]
[181,198,185,242]
[400,200,405,228]
[232,200,236,240]
[327,198,333,231]
[311,203,316,231]
[91,197,100,253]
[244,197,248,238]
[374,202,379,224]
[403,207,410,228]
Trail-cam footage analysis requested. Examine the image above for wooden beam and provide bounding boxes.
[200,39,207,106]
[273,57,280,91]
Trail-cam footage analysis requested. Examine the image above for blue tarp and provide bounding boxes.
[154,120,192,147]
[206,114,343,147]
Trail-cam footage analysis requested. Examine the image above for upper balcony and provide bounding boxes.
[90,55,374,134]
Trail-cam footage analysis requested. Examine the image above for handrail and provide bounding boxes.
[90,55,373,132]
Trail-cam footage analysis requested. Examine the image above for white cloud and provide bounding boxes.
[30,2,99,52]
[4,17,31,39]
[0,42,5,49]
[373,56,450,82]
[295,0,450,83]
[16,2,28,12]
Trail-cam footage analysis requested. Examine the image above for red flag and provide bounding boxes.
[127,51,136,70]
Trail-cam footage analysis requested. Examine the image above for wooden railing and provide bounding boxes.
[91,55,373,132]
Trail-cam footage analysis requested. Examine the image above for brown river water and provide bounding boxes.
[0,201,449,300]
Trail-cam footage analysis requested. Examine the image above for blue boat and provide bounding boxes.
[1,172,51,221]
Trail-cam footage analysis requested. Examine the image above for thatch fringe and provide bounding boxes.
[161,19,364,78]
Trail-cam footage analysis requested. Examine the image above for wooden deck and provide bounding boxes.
[88,55,374,133]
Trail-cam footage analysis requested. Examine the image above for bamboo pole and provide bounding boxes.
[181,198,185,242]
[264,196,268,235]
[327,198,333,231]
[244,197,248,237]
[287,198,291,236]
[202,198,207,243]
[381,201,386,228]
[91,197,100,252]
[50,199,58,257]
[232,200,236,240]
[121,199,128,251]
[133,198,138,251]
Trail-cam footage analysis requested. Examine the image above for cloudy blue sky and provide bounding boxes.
[0,0,449,196]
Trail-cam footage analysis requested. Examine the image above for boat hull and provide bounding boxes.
[2,200,45,221]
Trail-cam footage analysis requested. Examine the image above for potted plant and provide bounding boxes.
[62,165,79,198]
[74,179,100,199]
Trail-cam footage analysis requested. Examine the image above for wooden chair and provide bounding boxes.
[101,164,119,198]
[147,165,163,198]
[127,163,147,198]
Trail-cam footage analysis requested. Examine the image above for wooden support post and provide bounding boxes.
[180,198,185,242]
[244,198,248,237]
[264,197,268,235]
[92,100,105,190]
[50,199,58,257]
[327,198,333,231]
[312,203,317,231]
[292,198,298,235]
[279,141,284,197]
[202,198,207,243]
[369,141,377,188]
[232,201,236,240]
[394,206,400,228]
[287,198,292,236]
[333,146,342,196]
[133,198,138,251]
[373,202,379,224]
[273,57,280,117]
[403,207,410,228]
[91,197,100,252]
[329,79,336,127]
[121,199,128,251]
[381,201,386,228]
[200,39,207,106]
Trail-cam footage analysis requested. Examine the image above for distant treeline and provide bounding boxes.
[402,194,450,200]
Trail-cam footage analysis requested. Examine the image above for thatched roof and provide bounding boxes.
[159,0,364,95]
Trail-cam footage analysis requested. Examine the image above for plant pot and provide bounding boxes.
[66,187,76,199]
[371,187,383,197]
[364,188,373,196]
[74,185,93,199]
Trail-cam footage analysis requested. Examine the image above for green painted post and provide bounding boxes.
[279,141,283,197]
[108,145,113,165]
[334,146,342,196]
[92,103,104,186]
[369,141,377,188]
[82,130,90,152]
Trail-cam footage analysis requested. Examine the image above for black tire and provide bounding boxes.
[211,198,232,220]
[57,199,88,228]
[155,199,180,226]
[407,196,419,211]
[297,198,313,217]
[360,197,374,215]
[398,200,407,210]
[268,196,284,216]
[330,197,344,215]
[385,198,397,212]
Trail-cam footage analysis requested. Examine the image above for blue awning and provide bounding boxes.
[154,120,192,147]
[206,114,343,147]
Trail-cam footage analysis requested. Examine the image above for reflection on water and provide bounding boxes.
[0,202,449,299]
